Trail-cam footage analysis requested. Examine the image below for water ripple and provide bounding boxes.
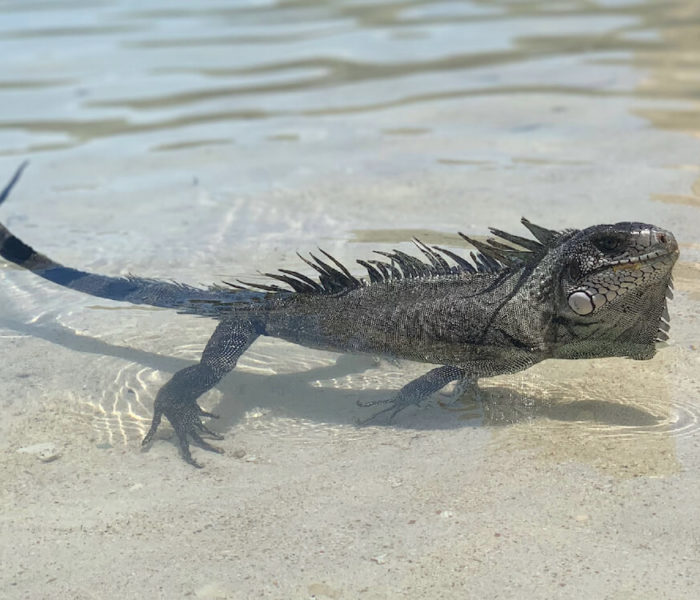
[2,0,699,156]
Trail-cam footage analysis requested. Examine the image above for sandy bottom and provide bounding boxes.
[1,260,699,600]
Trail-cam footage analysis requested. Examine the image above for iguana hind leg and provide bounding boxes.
[142,318,259,467]
[358,365,466,424]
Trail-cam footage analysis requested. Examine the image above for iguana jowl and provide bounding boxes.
[0,164,679,467]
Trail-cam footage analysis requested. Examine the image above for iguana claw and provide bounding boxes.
[357,365,468,425]
[357,390,426,425]
[142,398,223,468]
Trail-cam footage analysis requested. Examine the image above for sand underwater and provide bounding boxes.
[1,1,700,598]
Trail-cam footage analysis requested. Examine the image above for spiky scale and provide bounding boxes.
[520,217,559,245]
[277,269,324,293]
[433,247,476,273]
[488,227,542,252]
[357,259,383,283]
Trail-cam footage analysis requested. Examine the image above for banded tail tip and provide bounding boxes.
[0,161,29,206]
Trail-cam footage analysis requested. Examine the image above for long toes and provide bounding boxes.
[358,404,395,426]
[357,396,395,408]
[141,411,163,446]
[141,425,158,447]
[194,420,225,440]
[186,456,204,469]
[142,429,156,447]
[358,393,425,425]
[190,430,224,454]
[388,406,406,421]
[176,435,202,468]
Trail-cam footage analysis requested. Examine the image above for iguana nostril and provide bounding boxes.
[655,230,679,253]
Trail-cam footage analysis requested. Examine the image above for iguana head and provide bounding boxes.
[553,221,679,354]
[475,218,678,358]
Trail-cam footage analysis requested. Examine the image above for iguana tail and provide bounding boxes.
[0,163,263,314]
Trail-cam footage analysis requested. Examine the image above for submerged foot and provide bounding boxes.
[356,366,469,425]
[142,399,223,468]
[357,373,480,425]
[356,391,426,425]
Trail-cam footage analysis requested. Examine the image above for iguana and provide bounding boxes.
[0,164,679,467]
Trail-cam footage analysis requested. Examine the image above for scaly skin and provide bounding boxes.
[0,164,679,467]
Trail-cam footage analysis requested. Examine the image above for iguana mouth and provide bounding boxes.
[589,246,678,277]
[609,249,674,272]
[611,248,672,267]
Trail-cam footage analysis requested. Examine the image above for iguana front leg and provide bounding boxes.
[142,318,259,467]
[358,365,468,424]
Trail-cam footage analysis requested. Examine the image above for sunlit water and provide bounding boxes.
[1,1,699,465]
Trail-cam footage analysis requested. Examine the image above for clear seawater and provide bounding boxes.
[1,1,699,598]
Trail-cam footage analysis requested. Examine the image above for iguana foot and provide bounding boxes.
[356,390,425,425]
[357,365,466,425]
[142,399,223,468]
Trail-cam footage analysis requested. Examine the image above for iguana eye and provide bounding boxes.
[593,235,624,254]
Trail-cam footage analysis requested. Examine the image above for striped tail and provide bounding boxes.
[0,163,263,314]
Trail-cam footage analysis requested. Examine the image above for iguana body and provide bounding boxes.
[0,164,679,466]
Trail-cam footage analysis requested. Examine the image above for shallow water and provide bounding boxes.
[1,1,700,598]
